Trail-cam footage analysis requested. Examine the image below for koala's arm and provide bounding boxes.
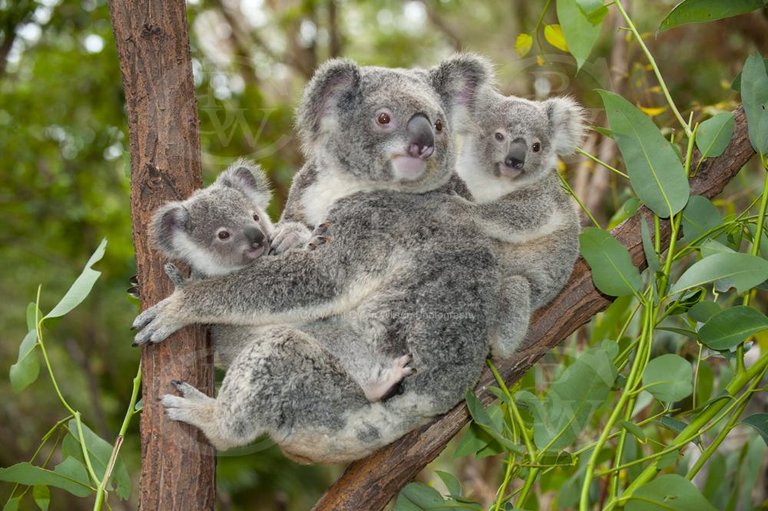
[132,248,356,345]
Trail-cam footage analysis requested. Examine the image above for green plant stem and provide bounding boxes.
[613,0,691,137]
[614,351,768,503]
[579,293,653,511]
[557,170,601,228]
[575,147,629,179]
[34,288,100,486]
[685,363,766,479]
[92,362,142,511]
[607,392,637,499]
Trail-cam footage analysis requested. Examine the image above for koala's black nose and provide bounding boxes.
[406,113,435,160]
[504,138,527,170]
[244,227,265,245]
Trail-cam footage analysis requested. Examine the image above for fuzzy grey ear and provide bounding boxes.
[297,58,361,146]
[428,53,494,131]
[150,202,190,258]
[543,97,586,156]
[215,158,272,210]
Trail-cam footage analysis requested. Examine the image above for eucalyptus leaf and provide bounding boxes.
[640,218,662,272]
[556,0,603,69]
[395,483,445,510]
[619,420,646,442]
[0,461,92,498]
[695,112,734,160]
[671,252,768,295]
[599,90,689,218]
[741,53,768,154]
[580,227,642,297]
[45,239,107,319]
[687,300,721,323]
[435,471,462,497]
[608,197,641,230]
[9,329,39,392]
[659,0,765,32]
[698,306,768,350]
[643,354,693,403]
[626,474,718,511]
[32,485,50,511]
[742,413,768,446]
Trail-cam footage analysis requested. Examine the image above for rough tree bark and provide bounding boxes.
[313,107,755,511]
[108,2,216,510]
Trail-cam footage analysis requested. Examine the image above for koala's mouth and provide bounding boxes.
[391,155,428,182]
[495,162,523,180]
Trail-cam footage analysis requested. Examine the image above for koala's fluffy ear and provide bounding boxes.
[150,202,189,257]
[543,97,586,156]
[297,59,361,146]
[216,158,272,210]
[428,53,493,130]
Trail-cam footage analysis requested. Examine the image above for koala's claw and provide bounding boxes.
[132,295,186,346]
[363,354,416,402]
[162,380,215,423]
[307,235,331,251]
[271,222,313,255]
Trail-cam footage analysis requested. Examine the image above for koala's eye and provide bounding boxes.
[532,142,541,152]
[217,230,230,240]
[376,111,391,126]
[494,132,505,142]
[252,213,260,222]
[434,118,444,133]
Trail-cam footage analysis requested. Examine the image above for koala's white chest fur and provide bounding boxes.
[482,209,566,244]
[300,168,376,226]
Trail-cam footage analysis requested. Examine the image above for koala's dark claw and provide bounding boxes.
[127,285,140,299]
[170,379,182,387]
[129,274,138,286]
[131,341,139,347]
[315,222,332,235]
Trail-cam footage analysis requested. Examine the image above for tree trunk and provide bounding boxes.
[312,107,755,511]
[108,2,216,510]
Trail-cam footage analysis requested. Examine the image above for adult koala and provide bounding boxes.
[133,55,509,463]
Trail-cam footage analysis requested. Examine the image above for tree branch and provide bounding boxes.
[312,106,754,511]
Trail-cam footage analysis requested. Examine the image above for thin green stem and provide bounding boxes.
[575,147,629,179]
[614,0,691,137]
[557,170,601,228]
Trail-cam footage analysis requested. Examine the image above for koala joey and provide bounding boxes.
[457,92,585,358]
[150,159,414,402]
[132,55,511,463]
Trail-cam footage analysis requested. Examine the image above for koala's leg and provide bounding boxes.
[490,275,531,360]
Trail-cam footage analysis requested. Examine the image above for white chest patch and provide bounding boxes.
[482,209,566,244]
[300,169,375,226]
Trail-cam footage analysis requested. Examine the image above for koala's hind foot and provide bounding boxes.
[307,222,332,251]
[270,221,312,255]
[161,380,241,451]
[363,354,415,402]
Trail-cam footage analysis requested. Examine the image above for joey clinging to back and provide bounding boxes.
[279,56,488,227]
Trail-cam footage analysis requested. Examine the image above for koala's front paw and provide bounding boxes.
[132,292,188,346]
[161,380,216,423]
[307,222,332,251]
[270,221,312,255]
[364,354,416,402]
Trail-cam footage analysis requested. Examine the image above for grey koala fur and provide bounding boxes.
[133,54,515,463]
[457,91,585,358]
[150,160,414,401]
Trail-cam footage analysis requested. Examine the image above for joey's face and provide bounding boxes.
[184,189,273,275]
[481,99,553,184]
[322,69,453,190]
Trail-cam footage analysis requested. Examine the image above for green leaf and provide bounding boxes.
[524,342,617,450]
[733,57,768,92]
[608,197,641,230]
[659,416,688,435]
[741,53,768,154]
[659,0,765,31]
[45,239,107,319]
[435,471,462,497]
[575,0,609,22]
[26,302,40,331]
[671,252,768,295]
[9,329,39,392]
[698,306,768,350]
[643,354,693,403]
[544,24,568,52]
[32,485,50,511]
[395,483,446,510]
[619,420,646,442]
[626,474,718,511]
[557,0,604,69]
[665,289,703,316]
[0,461,92,498]
[454,423,490,458]
[62,420,131,500]
[2,498,21,511]
[682,196,721,243]
[598,90,690,218]
[687,300,721,323]
[580,227,642,297]
[640,218,662,272]
[695,112,734,160]
[742,413,768,446]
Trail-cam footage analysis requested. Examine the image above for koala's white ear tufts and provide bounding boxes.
[297,58,361,146]
[544,97,586,156]
[428,53,494,131]
[216,158,272,209]
[150,202,189,257]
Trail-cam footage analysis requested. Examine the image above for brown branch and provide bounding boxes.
[312,107,755,511]
[108,1,215,509]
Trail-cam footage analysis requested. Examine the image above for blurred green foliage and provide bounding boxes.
[2,0,768,509]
